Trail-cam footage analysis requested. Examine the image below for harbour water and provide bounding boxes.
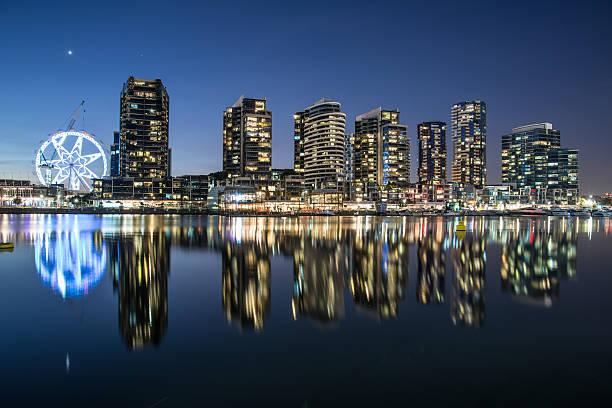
[0,214,611,406]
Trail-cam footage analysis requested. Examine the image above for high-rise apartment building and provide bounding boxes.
[501,123,578,204]
[451,100,486,189]
[294,98,345,190]
[119,77,169,178]
[223,95,272,180]
[354,108,409,199]
[417,121,447,185]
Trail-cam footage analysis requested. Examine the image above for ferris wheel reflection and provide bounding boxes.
[34,230,107,299]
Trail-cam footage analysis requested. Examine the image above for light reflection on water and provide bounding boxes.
[1,215,604,333]
[1,214,611,405]
[34,231,107,299]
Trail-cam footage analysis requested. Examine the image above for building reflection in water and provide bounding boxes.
[291,235,346,325]
[109,233,169,350]
[417,234,446,305]
[34,230,107,299]
[350,222,408,319]
[501,226,577,307]
[450,235,486,327]
[222,241,271,331]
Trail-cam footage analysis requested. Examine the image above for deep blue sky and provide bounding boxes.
[1,0,611,194]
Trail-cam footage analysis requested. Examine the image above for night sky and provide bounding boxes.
[1,0,611,194]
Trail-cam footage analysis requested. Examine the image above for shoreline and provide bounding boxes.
[0,207,605,217]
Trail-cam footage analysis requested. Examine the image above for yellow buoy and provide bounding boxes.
[0,242,15,251]
[455,220,466,239]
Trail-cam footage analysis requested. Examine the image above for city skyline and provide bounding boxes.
[1,1,611,194]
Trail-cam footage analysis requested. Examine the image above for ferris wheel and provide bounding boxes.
[35,130,108,192]
[35,101,108,192]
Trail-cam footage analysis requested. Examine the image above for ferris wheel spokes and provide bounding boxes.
[36,130,108,192]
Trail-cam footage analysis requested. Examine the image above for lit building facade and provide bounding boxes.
[344,133,355,182]
[0,179,65,207]
[451,100,486,189]
[295,98,345,190]
[343,133,356,200]
[501,123,578,204]
[354,107,410,200]
[545,148,579,204]
[119,77,169,179]
[417,121,447,185]
[223,95,272,180]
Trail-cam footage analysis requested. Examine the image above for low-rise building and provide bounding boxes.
[92,177,183,207]
[0,179,65,207]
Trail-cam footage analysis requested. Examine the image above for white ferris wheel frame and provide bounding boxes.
[35,130,108,192]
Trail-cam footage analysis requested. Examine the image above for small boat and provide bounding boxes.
[592,210,606,217]
[550,209,570,216]
[508,208,547,216]
[0,242,14,251]
[571,210,591,217]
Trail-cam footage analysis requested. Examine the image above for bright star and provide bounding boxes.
[67,50,73,55]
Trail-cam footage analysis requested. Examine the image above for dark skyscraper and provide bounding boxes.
[451,100,486,189]
[119,77,169,179]
[223,95,272,180]
[354,108,409,200]
[417,121,447,185]
[110,131,120,177]
[293,111,305,174]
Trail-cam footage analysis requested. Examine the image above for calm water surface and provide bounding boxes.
[1,214,611,407]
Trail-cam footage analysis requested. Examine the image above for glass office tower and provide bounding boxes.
[501,123,578,204]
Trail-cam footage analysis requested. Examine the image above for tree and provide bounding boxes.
[13,196,22,206]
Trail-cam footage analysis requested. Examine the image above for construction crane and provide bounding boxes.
[64,100,85,131]
[39,101,86,184]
